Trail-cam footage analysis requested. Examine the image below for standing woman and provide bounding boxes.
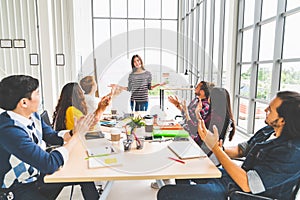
[110,54,165,111]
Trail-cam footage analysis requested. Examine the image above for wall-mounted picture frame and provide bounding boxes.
[13,39,26,48]
[0,39,12,48]
[29,54,39,65]
[56,54,65,66]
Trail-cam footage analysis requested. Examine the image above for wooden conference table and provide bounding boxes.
[44,132,221,199]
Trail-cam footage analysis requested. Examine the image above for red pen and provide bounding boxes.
[168,157,185,164]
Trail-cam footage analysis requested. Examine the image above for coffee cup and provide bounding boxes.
[110,128,121,142]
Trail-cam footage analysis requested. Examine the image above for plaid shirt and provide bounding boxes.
[181,97,210,136]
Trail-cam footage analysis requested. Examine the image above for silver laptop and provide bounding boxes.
[168,138,207,160]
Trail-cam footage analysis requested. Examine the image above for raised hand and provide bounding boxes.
[198,119,219,150]
[73,113,95,137]
[108,84,125,97]
[168,95,180,108]
[182,100,188,114]
[160,82,167,87]
[195,99,203,120]
[95,95,111,115]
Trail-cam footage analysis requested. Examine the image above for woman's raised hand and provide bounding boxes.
[108,84,124,96]
[197,119,219,150]
[160,82,167,87]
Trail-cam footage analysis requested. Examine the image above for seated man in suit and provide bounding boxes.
[0,75,110,200]
[158,91,300,199]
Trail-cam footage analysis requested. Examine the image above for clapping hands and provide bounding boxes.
[73,114,95,137]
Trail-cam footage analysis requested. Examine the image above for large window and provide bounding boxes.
[90,0,179,113]
[235,0,300,135]
[179,0,228,87]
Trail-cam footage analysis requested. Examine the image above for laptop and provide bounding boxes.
[168,138,207,160]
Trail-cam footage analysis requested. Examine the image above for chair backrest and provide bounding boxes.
[40,110,52,127]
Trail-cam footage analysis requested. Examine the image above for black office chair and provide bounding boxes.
[40,110,52,127]
[228,177,300,200]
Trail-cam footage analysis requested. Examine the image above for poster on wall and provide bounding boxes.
[13,39,26,48]
[0,39,12,48]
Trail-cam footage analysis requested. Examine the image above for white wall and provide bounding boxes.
[0,0,78,116]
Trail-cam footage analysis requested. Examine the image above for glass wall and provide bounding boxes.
[91,0,181,113]
[235,0,300,135]
[179,0,228,87]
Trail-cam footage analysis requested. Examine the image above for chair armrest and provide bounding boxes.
[174,115,183,120]
[229,191,274,200]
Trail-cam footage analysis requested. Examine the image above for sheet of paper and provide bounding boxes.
[86,145,122,168]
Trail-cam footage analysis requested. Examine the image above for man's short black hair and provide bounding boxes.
[0,75,39,110]
[276,91,300,139]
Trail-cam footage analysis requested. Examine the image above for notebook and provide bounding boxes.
[86,145,122,168]
[168,138,207,160]
[85,137,122,169]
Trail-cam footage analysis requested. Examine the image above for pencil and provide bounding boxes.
[168,157,185,164]
[85,153,110,160]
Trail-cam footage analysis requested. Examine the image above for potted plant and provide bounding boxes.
[126,115,145,138]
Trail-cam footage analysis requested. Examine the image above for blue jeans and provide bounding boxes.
[130,101,148,111]
[157,169,238,200]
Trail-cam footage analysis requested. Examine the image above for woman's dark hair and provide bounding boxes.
[52,82,87,130]
[276,91,300,139]
[80,76,95,94]
[209,87,236,141]
[0,75,39,110]
[131,54,145,72]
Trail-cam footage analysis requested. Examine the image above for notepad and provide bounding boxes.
[168,138,207,160]
[86,146,122,168]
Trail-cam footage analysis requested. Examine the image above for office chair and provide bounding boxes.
[40,110,60,152]
[228,177,300,200]
[40,110,52,127]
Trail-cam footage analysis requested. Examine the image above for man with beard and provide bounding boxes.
[158,91,300,199]
[168,81,215,137]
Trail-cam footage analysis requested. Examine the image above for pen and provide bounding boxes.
[168,157,185,164]
[85,153,110,160]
